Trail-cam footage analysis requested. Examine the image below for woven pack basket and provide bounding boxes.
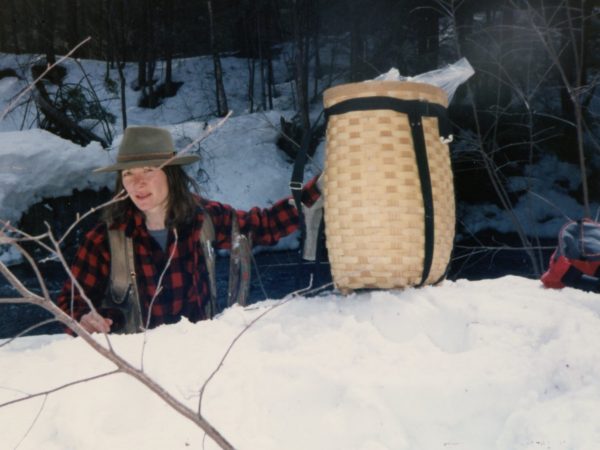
[322,80,455,291]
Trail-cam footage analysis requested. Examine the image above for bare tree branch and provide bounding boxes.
[0,297,40,305]
[14,394,47,449]
[58,189,129,245]
[0,318,58,349]
[0,257,41,303]
[140,229,179,371]
[1,220,54,254]
[0,370,119,409]
[0,36,92,122]
[158,110,233,170]
[197,277,332,416]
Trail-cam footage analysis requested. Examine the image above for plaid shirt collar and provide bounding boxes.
[109,203,203,244]
[109,205,155,238]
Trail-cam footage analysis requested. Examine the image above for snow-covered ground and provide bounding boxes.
[1,46,600,449]
[2,277,600,449]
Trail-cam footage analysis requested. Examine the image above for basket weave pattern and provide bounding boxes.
[323,81,455,290]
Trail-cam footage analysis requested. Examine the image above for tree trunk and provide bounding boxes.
[0,6,7,52]
[33,89,108,148]
[455,2,473,53]
[41,0,57,64]
[7,0,20,53]
[118,61,128,129]
[136,1,150,89]
[116,0,128,129]
[247,57,255,114]
[265,0,275,110]
[207,0,229,117]
[266,44,274,110]
[66,0,80,52]
[582,0,592,89]
[349,14,365,82]
[141,0,158,107]
[497,4,514,108]
[312,0,321,101]
[293,0,310,131]
[163,0,174,96]
[257,10,266,111]
[557,2,579,122]
[415,7,439,73]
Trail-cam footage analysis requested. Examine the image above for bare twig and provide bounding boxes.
[249,251,269,300]
[437,0,546,275]
[14,395,47,449]
[0,297,37,305]
[0,257,39,303]
[58,189,129,245]
[140,229,179,371]
[158,110,233,170]
[197,276,329,415]
[0,318,58,349]
[527,191,573,222]
[513,0,591,217]
[0,370,119,409]
[0,36,92,122]
[10,239,52,301]
[45,225,114,351]
[1,221,54,254]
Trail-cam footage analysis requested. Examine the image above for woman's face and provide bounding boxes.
[121,166,169,219]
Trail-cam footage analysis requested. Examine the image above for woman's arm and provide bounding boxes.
[205,176,322,249]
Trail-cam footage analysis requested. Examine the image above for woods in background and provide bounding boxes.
[1,1,596,120]
[0,1,599,218]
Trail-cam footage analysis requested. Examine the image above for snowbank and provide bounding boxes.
[0,129,113,225]
[1,277,600,449]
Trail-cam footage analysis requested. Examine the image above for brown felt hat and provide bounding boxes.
[94,126,199,173]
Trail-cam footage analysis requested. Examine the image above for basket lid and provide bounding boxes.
[323,80,448,109]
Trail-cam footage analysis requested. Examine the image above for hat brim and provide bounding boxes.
[93,154,200,173]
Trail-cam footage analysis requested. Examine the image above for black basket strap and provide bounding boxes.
[324,96,452,141]
[290,131,312,251]
[407,111,434,286]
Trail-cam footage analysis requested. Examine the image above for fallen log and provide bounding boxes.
[33,90,109,148]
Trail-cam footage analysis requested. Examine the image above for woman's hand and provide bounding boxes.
[80,311,113,334]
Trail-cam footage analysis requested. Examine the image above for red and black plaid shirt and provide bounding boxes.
[56,178,320,331]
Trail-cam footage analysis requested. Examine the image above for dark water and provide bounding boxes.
[0,233,554,339]
[0,249,333,339]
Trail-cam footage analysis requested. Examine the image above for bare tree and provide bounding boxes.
[208,0,229,117]
[292,0,311,132]
[414,4,441,73]
[65,0,81,52]
[110,0,131,129]
[40,0,57,64]
[6,0,21,53]
[162,0,175,96]
[433,0,600,276]
[517,0,594,217]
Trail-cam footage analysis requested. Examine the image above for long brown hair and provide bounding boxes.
[103,165,200,229]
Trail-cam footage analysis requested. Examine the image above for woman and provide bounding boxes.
[56,126,320,334]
